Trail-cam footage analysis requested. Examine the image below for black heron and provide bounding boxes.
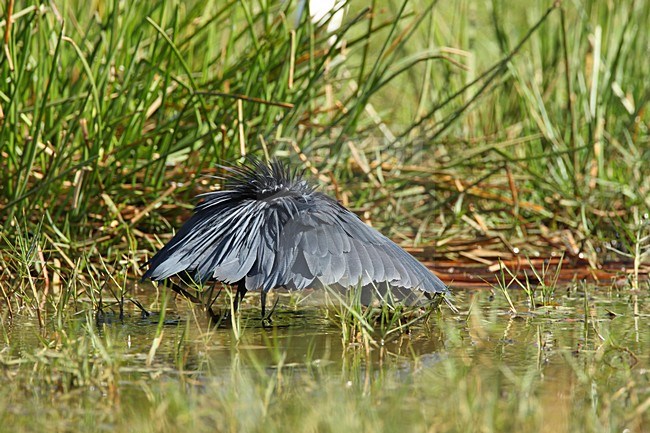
[142,158,449,321]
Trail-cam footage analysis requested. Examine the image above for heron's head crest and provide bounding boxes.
[221,157,314,199]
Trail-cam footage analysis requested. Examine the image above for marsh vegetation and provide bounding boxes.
[0,0,648,431]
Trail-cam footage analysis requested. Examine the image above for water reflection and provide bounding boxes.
[2,285,648,381]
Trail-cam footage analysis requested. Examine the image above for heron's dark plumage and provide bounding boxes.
[142,158,448,300]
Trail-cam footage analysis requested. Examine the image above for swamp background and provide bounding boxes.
[0,0,649,432]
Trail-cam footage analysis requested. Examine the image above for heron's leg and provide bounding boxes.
[204,283,224,324]
[205,304,222,325]
[207,283,222,310]
[267,296,280,320]
[261,291,280,327]
[163,279,202,304]
[130,298,151,318]
[260,290,276,328]
[261,290,267,320]
[233,280,248,313]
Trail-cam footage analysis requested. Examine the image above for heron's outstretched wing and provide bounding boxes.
[142,190,270,284]
[268,198,448,295]
[143,182,448,297]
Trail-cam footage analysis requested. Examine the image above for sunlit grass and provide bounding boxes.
[1,0,648,293]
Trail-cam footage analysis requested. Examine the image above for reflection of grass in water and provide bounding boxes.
[1,286,647,433]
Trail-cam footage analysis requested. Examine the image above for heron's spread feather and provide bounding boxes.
[143,158,448,296]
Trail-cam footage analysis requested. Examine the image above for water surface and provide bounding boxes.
[1,284,648,433]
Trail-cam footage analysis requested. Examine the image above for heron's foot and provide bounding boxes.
[260,294,280,328]
[206,306,230,327]
[261,315,273,328]
[130,298,151,318]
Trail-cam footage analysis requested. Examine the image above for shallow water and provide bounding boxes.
[125,285,647,369]
[1,284,648,432]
